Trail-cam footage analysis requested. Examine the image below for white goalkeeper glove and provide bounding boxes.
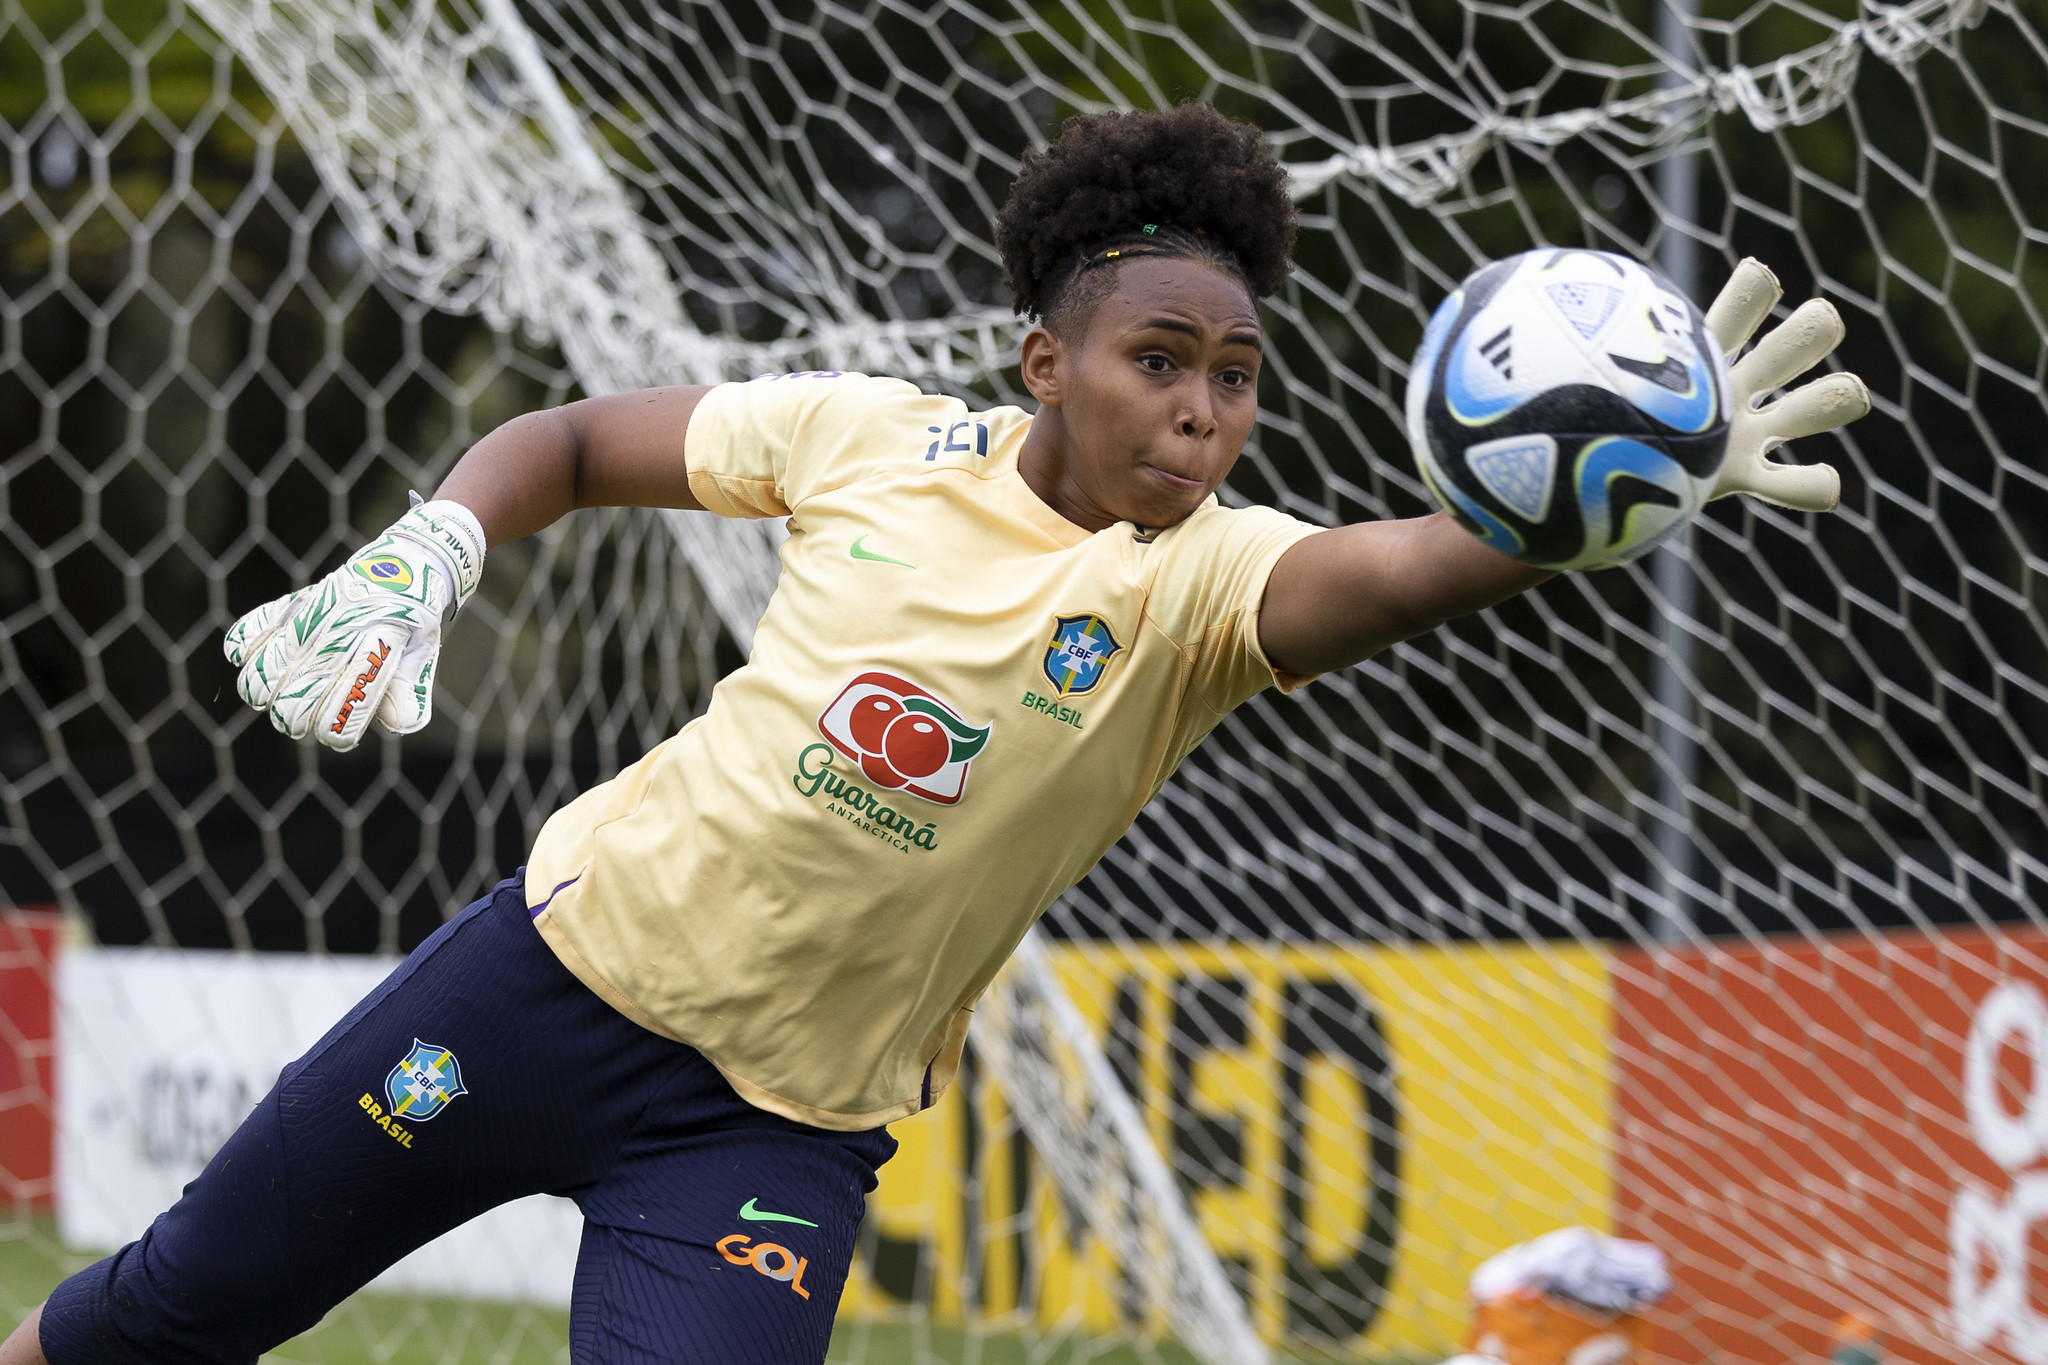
[1703,258,1872,512]
[224,496,486,750]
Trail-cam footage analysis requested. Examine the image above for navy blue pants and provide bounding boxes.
[40,875,897,1364]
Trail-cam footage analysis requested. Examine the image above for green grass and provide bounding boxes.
[269,1297,573,1364]
[0,1221,1399,1364]
[0,1221,89,1321]
[275,1302,1215,1365]
[827,1322,1210,1365]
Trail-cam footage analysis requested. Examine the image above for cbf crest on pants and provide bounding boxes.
[386,1039,467,1120]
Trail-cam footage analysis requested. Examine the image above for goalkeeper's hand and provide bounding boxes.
[1703,257,1872,512]
[224,497,487,750]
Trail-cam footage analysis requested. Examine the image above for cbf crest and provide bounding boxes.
[1041,614,1124,699]
[385,1039,467,1122]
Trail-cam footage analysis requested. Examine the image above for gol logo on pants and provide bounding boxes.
[717,1234,813,1299]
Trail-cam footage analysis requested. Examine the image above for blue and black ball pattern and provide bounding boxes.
[1412,250,1730,570]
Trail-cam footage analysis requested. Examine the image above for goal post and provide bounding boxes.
[3,0,2044,1362]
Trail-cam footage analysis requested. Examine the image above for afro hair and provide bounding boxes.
[995,103,1297,329]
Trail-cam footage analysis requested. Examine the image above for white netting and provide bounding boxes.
[5,0,2047,1362]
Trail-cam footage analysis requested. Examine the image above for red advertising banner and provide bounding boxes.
[0,910,58,1207]
[1614,929,2048,1365]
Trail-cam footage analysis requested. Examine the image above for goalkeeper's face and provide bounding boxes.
[1020,257,1262,532]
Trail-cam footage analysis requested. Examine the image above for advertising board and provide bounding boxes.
[1614,929,2048,1365]
[845,940,1615,1358]
[61,925,2030,1363]
[0,911,58,1208]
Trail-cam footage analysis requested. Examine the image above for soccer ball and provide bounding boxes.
[1406,248,1732,571]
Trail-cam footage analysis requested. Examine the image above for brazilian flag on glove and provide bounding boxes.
[225,497,487,751]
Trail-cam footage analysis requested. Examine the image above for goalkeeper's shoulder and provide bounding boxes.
[734,370,1018,442]
[703,370,937,427]
[689,370,967,460]
[1143,498,1322,588]
[1134,499,1322,652]
[691,370,1031,508]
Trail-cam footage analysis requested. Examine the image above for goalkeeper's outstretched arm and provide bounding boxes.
[1258,513,1554,676]
[433,385,713,546]
[1258,257,1872,679]
[220,385,714,751]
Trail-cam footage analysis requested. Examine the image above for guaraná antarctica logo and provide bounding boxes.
[815,672,991,804]
[793,672,992,853]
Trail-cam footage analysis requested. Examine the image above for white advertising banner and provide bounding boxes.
[57,947,581,1306]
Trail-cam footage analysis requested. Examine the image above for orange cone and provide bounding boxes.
[1467,1289,1650,1365]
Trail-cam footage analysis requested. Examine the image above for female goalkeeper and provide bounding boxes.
[6,103,1864,1365]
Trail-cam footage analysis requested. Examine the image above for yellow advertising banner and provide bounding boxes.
[841,940,1615,1358]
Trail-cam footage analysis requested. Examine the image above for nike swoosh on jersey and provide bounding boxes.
[849,535,916,569]
[739,1197,820,1227]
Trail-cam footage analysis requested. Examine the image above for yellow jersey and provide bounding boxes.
[527,374,1320,1128]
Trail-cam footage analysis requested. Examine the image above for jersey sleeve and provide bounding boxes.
[683,373,936,518]
[1146,502,1325,766]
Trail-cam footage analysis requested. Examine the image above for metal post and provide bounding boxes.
[1650,0,1703,942]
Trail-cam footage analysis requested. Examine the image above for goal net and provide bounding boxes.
[2,0,2041,1362]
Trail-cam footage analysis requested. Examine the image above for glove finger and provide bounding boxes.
[374,627,442,736]
[239,578,349,712]
[237,634,300,711]
[236,595,314,711]
[1714,451,1842,513]
[1704,257,1782,357]
[264,622,387,747]
[265,653,339,742]
[1729,299,1846,398]
[310,629,409,752]
[223,589,300,669]
[1754,372,1872,442]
